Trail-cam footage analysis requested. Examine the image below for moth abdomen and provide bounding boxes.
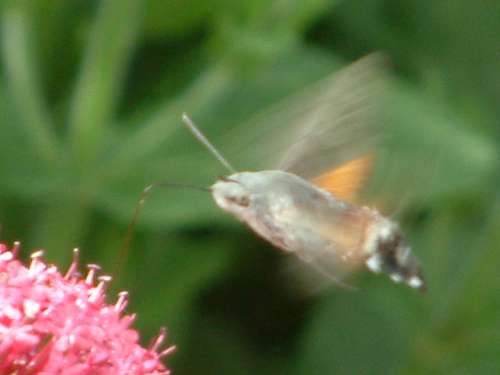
[363,216,425,291]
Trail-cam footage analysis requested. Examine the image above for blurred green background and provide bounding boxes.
[0,0,499,373]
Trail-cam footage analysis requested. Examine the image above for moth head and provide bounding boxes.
[211,174,251,217]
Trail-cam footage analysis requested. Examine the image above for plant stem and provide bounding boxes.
[31,195,90,267]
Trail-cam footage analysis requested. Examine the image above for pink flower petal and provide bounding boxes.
[0,242,173,374]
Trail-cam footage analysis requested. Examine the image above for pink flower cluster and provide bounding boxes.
[0,242,174,374]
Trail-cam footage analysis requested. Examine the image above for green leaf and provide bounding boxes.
[124,233,234,345]
[368,80,497,209]
[1,3,57,162]
[68,0,142,167]
[296,289,415,375]
[143,0,214,39]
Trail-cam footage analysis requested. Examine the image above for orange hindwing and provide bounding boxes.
[311,155,374,203]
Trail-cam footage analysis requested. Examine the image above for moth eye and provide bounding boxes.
[226,195,250,207]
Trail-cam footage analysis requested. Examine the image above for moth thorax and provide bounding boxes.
[363,215,425,291]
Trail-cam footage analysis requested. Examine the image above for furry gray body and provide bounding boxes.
[214,171,346,255]
[212,170,425,291]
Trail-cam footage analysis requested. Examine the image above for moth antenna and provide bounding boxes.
[182,113,237,174]
[114,182,211,283]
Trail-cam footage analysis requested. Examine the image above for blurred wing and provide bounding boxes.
[294,253,358,291]
[287,198,372,291]
[275,54,385,179]
[283,216,368,292]
[223,54,386,186]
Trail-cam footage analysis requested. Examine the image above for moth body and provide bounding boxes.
[212,170,425,291]
[177,55,426,292]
